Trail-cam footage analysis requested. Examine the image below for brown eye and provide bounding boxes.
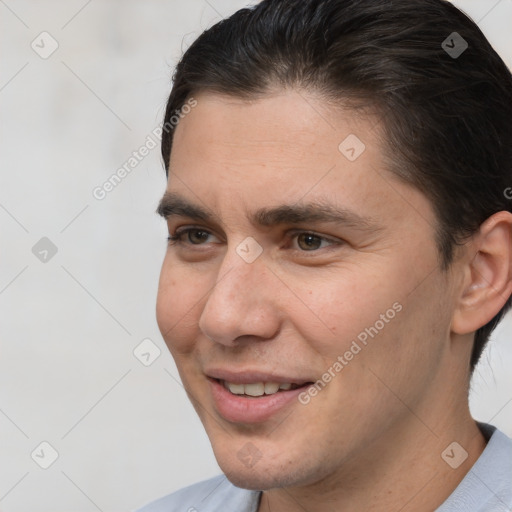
[296,233,323,250]
[187,229,210,244]
[167,227,220,247]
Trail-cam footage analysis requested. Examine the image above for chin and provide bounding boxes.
[223,470,276,491]
[216,450,325,491]
[222,466,299,491]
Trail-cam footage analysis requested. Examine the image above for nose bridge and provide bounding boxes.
[198,244,279,345]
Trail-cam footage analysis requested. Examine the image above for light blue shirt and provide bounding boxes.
[137,424,512,512]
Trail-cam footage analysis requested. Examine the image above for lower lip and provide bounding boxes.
[208,378,309,424]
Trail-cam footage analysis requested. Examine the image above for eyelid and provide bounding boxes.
[285,229,343,246]
[168,225,222,244]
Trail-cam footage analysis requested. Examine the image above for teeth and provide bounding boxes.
[225,382,244,395]
[264,382,280,394]
[245,382,265,396]
[223,381,297,396]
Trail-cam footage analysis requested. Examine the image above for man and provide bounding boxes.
[139,0,512,510]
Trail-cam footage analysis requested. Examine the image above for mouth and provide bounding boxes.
[220,380,305,397]
[207,374,314,423]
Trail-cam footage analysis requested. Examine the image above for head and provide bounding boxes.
[156,0,512,491]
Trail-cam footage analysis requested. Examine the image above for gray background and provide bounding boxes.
[1,1,511,511]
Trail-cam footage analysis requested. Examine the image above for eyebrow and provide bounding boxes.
[156,192,216,223]
[156,192,383,233]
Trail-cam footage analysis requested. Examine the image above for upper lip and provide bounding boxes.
[205,368,314,385]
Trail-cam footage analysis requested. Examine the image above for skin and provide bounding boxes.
[155,90,512,511]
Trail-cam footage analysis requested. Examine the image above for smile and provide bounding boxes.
[222,381,302,396]
[208,377,314,423]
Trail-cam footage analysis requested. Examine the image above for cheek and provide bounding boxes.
[156,258,204,354]
[281,267,399,356]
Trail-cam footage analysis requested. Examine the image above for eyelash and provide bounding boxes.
[166,227,342,252]
[167,228,213,246]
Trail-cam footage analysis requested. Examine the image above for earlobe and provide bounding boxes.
[452,211,512,335]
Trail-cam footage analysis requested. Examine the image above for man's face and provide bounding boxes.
[156,90,459,489]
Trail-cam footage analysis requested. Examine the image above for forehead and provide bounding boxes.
[166,90,435,235]
[170,90,375,172]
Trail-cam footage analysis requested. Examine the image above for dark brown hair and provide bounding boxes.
[161,0,512,370]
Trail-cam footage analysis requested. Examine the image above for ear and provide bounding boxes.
[452,211,512,335]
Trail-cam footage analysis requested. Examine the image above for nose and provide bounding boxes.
[198,247,281,347]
